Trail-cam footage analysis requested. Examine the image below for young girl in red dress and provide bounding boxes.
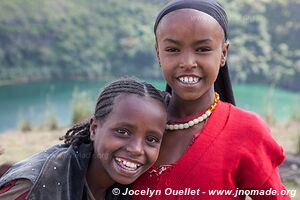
[131,0,291,199]
[0,78,167,200]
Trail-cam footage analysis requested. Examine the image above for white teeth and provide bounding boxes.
[184,77,189,83]
[179,76,199,84]
[115,157,141,170]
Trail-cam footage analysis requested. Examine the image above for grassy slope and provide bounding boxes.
[0,129,64,163]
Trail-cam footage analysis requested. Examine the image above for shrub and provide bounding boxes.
[263,105,277,126]
[18,119,32,132]
[289,110,300,122]
[71,88,93,124]
[297,135,300,156]
[43,106,59,131]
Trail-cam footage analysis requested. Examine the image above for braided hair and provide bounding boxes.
[60,78,166,149]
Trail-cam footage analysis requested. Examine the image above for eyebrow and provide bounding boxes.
[194,39,213,45]
[163,38,181,45]
[149,129,164,138]
[114,122,136,129]
[163,38,213,45]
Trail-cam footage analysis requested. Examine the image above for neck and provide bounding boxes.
[86,154,115,199]
[168,89,215,120]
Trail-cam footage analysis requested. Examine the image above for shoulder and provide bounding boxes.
[0,179,31,200]
[224,102,271,139]
[28,143,92,198]
[228,102,267,127]
[222,104,286,187]
[0,144,69,188]
[0,144,92,199]
[221,102,285,164]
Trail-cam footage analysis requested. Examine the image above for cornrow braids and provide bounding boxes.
[61,78,166,149]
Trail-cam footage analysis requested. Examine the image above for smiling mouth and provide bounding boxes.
[178,76,200,84]
[115,157,142,171]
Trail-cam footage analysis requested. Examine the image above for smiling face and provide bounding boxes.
[156,9,228,101]
[89,94,167,185]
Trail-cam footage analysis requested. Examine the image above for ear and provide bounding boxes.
[89,116,98,141]
[221,41,229,67]
[155,42,161,68]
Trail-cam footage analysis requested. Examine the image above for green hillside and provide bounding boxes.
[0,0,299,90]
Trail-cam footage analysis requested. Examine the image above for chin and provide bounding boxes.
[179,93,201,101]
[113,176,137,185]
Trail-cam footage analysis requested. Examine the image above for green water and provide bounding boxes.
[0,80,299,133]
[233,84,300,120]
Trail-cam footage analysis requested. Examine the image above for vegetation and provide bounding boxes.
[42,104,59,131]
[71,88,93,124]
[18,118,32,132]
[223,0,300,90]
[0,0,299,90]
[298,135,300,156]
[16,87,92,131]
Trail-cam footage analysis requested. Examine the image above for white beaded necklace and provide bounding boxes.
[165,93,219,131]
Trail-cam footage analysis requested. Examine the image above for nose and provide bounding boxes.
[125,138,144,156]
[179,51,197,69]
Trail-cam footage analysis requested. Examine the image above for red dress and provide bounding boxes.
[131,101,290,200]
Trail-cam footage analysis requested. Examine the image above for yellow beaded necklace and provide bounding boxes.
[166,92,220,131]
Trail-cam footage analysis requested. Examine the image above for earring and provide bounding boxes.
[221,59,226,66]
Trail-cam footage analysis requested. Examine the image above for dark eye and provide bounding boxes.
[115,128,130,136]
[165,47,180,52]
[146,135,160,144]
[196,47,210,52]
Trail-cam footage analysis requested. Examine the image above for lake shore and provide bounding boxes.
[1,80,299,132]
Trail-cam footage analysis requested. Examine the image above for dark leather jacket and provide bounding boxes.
[0,144,129,200]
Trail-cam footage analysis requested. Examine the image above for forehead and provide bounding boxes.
[110,94,165,118]
[156,9,224,41]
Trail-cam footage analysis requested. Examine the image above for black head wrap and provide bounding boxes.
[154,0,235,105]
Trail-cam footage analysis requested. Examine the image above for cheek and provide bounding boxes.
[158,51,172,66]
[204,67,219,83]
[145,147,160,165]
[93,141,108,160]
[203,56,221,77]
[93,136,123,160]
[214,50,224,66]
[160,61,173,79]
[93,148,106,165]
[161,67,169,78]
